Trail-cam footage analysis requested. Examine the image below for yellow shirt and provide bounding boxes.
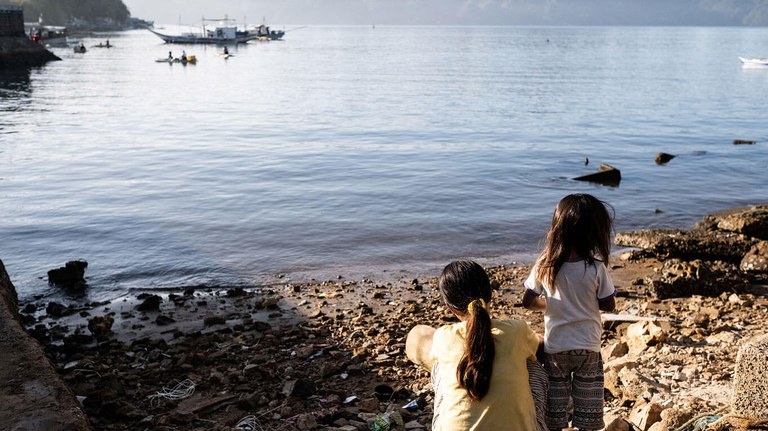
[430,319,540,431]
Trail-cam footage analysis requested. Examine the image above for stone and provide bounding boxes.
[87,315,114,338]
[615,229,755,264]
[704,205,768,240]
[283,378,316,399]
[136,294,162,311]
[605,416,632,431]
[573,163,621,186]
[732,334,768,418]
[296,413,317,430]
[626,321,666,354]
[628,400,664,431]
[655,153,675,164]
[47,260,88,289]
[650,259,746,299]
[602,341,629,360]
[740,241,768,273]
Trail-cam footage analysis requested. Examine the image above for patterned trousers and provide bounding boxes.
[544,350,605,430]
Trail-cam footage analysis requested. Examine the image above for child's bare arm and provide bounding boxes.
[522,289,546,311]
[598,295,616,312]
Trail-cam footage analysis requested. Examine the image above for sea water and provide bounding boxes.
[1,25,767,302]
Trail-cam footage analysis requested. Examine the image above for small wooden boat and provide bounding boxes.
[73,45,86,53]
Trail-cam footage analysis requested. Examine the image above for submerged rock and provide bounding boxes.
[574,163,621,186]
[47,260,88,290]
[655,153,675,164]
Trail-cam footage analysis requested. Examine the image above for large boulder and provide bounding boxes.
[697,205,768,241]
[740,241,768,274]
[0,259,91,430]
[732,334,768,419]
[648,259,746,299]
[615,229,755,264]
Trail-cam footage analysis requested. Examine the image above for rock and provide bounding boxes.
[733,139,756,145]
[283,378,316,399]
[605,416,632,431]
[573,163,621,186]
[650,259,746,299]
[614,229,755,263]
[47,260,88,289]
[203,316,226,326]
[732,334,768,418]
[628,400,664,431]
[708,206,768,240]
[626,321,666,354]
[740,241,768,273]
[655,153,675,164]
[136,294,162,311]
[602,341,629,360]
[296,413,317,430]
[87,315,114,338]
[45,301,72,317]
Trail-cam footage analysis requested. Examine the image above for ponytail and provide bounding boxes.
[438,261,496,401]
[457,298,495,401]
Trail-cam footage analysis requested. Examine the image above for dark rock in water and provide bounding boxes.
[87,315,114,338]
[136,294,162,312]
[655,153,675,164]
[47,260,88,289]
[650,259,746,299]
[615,229,756,263]
[741,241,768,274]
[573,163,621,186]
[46,301,73,317]
[733,139,756,145]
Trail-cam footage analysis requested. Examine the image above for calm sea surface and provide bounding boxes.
[1,25,767,302]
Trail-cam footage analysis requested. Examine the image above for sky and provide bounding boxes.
[121,0,755,27]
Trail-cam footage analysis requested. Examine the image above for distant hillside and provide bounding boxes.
[9,0,130,28]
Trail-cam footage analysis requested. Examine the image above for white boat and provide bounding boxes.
[739,57,768,68]
[149,18,261,44]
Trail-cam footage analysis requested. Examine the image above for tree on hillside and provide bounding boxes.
[10,0,130,26]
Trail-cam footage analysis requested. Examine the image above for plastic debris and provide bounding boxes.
[370,411,404,431]
[402,399,420,410]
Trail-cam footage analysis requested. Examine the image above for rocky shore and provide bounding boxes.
[0,36,60,67]
[3,205,768,431]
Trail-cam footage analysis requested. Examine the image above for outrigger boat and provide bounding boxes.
[149,18,262,44]
[739,57,768,68]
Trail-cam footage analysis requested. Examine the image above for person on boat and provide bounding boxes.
[168,51,173,60]
[181,50,187,61]
[223,46,229,55]
[105,39,110,48]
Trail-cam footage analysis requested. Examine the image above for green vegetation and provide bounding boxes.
[8,0,130,27]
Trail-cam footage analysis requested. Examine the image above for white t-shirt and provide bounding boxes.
[524,260,615,353]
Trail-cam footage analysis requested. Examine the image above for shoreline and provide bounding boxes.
[5,203,768,430]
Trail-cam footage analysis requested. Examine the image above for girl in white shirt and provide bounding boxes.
[522,193,616,431]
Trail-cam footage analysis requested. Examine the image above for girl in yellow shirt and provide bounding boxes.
[407,260,547,430]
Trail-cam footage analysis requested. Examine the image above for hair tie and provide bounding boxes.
[467,298,486,314]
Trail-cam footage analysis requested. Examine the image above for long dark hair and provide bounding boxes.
[536,193,614,290]
[438,260,494,401]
